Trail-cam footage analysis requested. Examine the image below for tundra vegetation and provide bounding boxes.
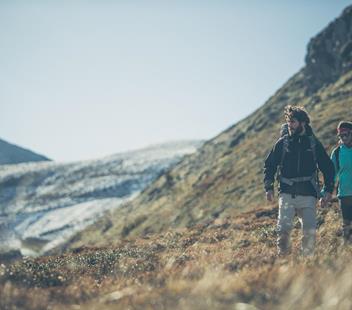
[1,202,352,310]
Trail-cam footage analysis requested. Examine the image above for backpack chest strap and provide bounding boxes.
[280,172,321,197]
[280,175,316,186]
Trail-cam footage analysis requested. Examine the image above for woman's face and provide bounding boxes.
[339,130,352,146]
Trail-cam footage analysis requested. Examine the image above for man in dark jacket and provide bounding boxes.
[264,105,335,256]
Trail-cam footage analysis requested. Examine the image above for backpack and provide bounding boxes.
[278,123,320,196]
[333,145,341,172]
[279,123,317,167]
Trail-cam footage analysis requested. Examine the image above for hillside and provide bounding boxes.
[0,141,201,255]
[1,202,351,309]
[0,138,50,165]
[63,6,352,249]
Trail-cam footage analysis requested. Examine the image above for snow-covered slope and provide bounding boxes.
[0,141,202,255]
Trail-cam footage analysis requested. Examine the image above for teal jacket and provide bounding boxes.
[331,144,352,198]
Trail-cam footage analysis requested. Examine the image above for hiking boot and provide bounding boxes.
[277,250,291,258]
[277,232,291,256]
[301,248,315,257]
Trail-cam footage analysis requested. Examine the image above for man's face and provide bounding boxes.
[338,130,352,146]
[287,118,304,136]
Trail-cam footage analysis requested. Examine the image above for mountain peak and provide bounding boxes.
[0,138,50,165]
[304,5,352,92]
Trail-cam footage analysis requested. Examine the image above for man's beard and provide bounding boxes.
[289,124,304,136]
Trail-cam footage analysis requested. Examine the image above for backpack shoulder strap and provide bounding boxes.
[334,145,341,172]
[309,136,317,165]
[280,135,289,168]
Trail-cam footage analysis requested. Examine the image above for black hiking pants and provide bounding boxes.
[340,196,352,243]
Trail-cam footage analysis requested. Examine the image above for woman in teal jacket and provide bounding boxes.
[331,121,352,244]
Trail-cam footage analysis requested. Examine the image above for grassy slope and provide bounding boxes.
[1,201,352,309]
[62,68,352,250]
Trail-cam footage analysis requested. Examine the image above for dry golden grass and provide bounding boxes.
[1,200,352,310]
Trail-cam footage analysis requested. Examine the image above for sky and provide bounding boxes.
[1,1,351,162]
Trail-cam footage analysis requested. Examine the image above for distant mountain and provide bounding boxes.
[0,138,50,165]
[62,5,352,249]
[0,140,202,255]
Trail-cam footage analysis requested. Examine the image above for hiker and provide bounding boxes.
[263,105,335,256]
[331,121,352,245]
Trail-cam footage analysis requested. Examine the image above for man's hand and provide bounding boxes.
[319,192,332,208]
[266,190,274,203]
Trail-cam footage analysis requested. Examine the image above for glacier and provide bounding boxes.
[0,141,202,256]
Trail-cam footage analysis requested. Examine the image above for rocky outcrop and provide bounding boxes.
[305,5,352,92]
[0,250,22,264]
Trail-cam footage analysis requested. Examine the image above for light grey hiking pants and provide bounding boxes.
[277,193,317,256]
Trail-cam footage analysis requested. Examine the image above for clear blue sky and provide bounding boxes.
[1,1,351,162]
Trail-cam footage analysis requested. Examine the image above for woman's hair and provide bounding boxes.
[284,105,310,124]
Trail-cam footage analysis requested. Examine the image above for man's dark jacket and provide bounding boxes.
[264,128,335,197]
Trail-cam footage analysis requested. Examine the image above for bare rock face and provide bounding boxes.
[305,5,352,92]
[0,250,22,264]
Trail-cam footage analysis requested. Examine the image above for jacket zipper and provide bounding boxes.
[297,137,301,174]
[294,137,302,198]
